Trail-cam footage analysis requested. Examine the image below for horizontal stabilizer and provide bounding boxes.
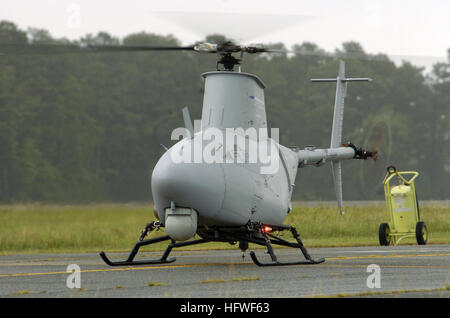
[311,61,371,149]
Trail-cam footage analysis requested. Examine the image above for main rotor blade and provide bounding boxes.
[0,43,196,55]
[2,42,441,66]
[263,47,446,66]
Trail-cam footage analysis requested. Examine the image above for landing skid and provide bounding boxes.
[245,224,325,267]
[99,221,208,266]
[249,252,324,267]
[99,221,325,267]
[100,251,176,266]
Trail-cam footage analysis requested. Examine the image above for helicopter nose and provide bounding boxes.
[151,148,225,223]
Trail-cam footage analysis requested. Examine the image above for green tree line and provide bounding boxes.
[0,21,449,203]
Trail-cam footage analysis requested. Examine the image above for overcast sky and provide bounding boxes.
[1,0,449,68]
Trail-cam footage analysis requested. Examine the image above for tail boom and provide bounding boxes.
[296,146,355,167]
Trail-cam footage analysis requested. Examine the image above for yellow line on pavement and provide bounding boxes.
[320,264,450,269]
[0,264,211,277]
[327,252,450,260]
[0,252,448,278]
[0,262,246,278]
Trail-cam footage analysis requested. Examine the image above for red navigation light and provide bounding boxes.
[263,226,272,233]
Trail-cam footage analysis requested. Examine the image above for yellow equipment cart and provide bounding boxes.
[379,166,428,246]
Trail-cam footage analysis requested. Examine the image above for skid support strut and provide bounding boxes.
[249,224,325,266]
[100,221,208,266]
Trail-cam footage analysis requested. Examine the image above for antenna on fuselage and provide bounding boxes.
[182,107,195,139]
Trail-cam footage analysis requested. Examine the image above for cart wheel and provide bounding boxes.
[379,223,391,246]
[416,222,428,245]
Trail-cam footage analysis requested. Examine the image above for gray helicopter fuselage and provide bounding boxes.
[152,71,298,227]
[151,68,358,240]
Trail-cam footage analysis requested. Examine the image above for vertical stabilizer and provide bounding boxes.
[330,61,347,149]
[331,61,346,215]
[331,161,344,215]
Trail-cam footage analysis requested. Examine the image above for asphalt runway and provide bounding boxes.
[0,244,449,298]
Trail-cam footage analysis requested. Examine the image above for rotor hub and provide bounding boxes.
[217,53,241,71]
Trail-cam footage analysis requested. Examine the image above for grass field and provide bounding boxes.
[0,203,449,255]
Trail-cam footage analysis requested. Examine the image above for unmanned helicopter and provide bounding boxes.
[2,40,378,266]
[93,41,377,266]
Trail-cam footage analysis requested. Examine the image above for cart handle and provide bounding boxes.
[383,170,419,186]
